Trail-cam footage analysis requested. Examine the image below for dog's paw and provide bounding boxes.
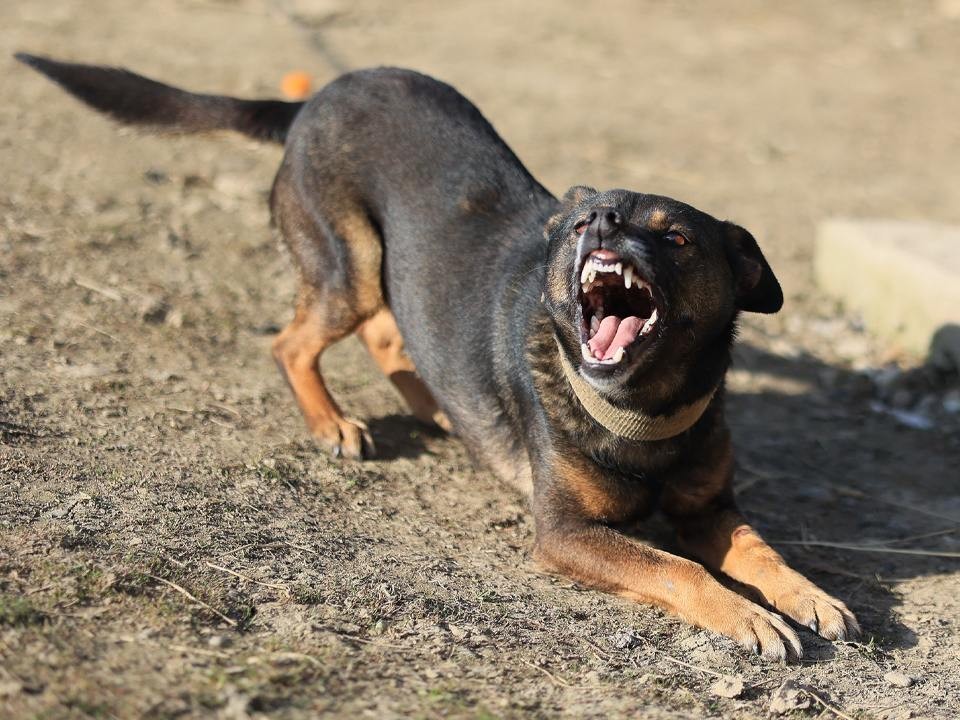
[314,418,375,460]
[702,590,803,662]
[768,578,860,641]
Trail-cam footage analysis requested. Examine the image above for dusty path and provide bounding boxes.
[2,1,959,717]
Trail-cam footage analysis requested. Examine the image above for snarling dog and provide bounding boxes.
[17,54,860,660]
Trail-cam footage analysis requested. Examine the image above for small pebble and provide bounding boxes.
[884,670,914,688]
[943,388,960,414]
[710,675,745,699]
[208,634,232,649]
[610,629,639,650]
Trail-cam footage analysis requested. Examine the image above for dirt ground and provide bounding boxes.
[2,1,960,718]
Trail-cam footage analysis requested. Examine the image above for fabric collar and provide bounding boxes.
[555,338,717,442]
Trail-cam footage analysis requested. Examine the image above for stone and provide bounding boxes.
[883,670,915,688]
[710,675,745,699]
[930,325,960,373]
[815,220,960,357]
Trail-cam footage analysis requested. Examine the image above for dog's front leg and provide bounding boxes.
[531,455,802,661]
[670,506,861,641]
[663,442,861,641]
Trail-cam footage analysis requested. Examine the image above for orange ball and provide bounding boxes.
[280,71,312,100]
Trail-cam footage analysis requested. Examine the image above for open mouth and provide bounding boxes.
[577,249,660,368]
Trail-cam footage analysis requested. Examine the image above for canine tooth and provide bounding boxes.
[624,265,633,289]
[589,269,597,284]
[581,343,592,361]
[580,262,591,284]
[612,346,625,363]
[615,263,622,275]
[642,307,659,334]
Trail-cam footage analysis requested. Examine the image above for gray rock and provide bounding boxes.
[884,670,915,688]
[943,388,960,414]
[710,675,745,699]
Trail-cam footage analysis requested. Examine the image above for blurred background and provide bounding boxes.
[2,1,959,718]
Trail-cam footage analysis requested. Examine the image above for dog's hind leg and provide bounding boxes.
[271,286,374,459]
[357,308,452,432]
[270,167,385,459]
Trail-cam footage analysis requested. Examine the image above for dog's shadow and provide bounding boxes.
[365,413,446,461]
[714,340,958,656]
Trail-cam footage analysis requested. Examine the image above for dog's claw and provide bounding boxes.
[314,418,375,460]
[704,589,803,663]
[767,577,860,645]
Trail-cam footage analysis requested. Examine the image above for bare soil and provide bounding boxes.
[2,1,959,718]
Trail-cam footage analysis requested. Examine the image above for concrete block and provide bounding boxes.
[814,219,960,357]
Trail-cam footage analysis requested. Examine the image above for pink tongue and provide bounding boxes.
[588,315,642,360]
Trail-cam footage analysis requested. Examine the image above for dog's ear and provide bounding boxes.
[544,185,598,239]
[723,222,783,314]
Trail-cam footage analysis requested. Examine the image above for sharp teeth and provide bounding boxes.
[581,283,589,294]
[589,268,596,284]
[642,307,659,334]
[624,265,633,289]
[580,262,591,284]
[581,343,591,361]
[615,262,622,275]
[612,346,625,363]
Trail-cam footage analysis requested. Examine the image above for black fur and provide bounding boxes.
[15,53,784,486]
[14,53,303,144]
[20,55,867,658]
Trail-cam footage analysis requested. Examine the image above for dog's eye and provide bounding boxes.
[665,232,688,247]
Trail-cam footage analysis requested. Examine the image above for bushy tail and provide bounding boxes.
[15,53,304,144]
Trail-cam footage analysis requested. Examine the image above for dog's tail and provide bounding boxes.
[14,53,303,145]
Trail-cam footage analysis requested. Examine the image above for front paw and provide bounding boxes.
[768,572,860,641]
[699,589,803,662]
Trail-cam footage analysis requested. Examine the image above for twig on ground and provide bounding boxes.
[74,277,123,301]
[207,402,242,419]
[204,561,290,594]
[74,320,119,342]
[148,574,237,627]
[802,559,903,583]
[772,540,960,558]
[660,653,726,679]
[283,541,319,554]
[522,659,570,687]
[805,687,856,720]
[168,643,231,659]
[834,484,960,525]
[269,651,323,666]
[219,542,259,558]
[877,527,959,546]
[580,637,612,662]
[317,626,406,650]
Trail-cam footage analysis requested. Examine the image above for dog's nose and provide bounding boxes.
[586,208,622,243]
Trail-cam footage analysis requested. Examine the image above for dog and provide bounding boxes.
[17,53,859,660]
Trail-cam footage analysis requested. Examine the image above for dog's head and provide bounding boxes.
[543,187,782,402]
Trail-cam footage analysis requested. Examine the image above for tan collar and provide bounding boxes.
[556,339,717,442]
